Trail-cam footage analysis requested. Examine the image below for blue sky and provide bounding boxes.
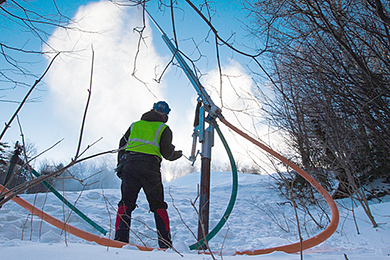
[1,0,277,180]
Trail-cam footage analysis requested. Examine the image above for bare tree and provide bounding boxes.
[247,0,390,227]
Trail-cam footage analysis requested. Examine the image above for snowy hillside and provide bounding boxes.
[1,171,390,259]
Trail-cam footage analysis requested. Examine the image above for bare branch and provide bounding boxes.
[75,46,94,159]
[0,52,60,141]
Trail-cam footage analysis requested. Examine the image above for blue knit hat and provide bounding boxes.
[153,101,171,114]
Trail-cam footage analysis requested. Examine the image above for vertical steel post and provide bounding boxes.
[197,106,214,246]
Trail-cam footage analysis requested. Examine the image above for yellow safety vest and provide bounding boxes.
[125,120,167,158]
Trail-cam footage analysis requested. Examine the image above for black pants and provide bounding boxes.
[114,155,171,248]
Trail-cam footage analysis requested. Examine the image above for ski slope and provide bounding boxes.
[1,171,390,259]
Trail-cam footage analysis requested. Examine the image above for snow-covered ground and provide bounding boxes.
[1,171,389,259]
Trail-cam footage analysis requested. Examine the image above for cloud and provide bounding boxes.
[43,2,168,161]
[200,61,276,173]
[40,1,275,181]
[41,1,200,182]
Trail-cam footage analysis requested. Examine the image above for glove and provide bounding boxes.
[115,164,123,179]
[169,150,182,161]
[115,153,128,179]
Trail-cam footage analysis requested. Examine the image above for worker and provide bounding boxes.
[114,101,182,249]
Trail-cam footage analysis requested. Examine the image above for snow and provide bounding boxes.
[1,171,390,259]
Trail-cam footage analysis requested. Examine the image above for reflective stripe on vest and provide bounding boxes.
[125,120,167,158]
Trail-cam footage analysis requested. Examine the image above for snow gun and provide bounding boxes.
[144,4,339,255]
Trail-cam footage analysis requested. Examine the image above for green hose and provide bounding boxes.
[189,123,238,250]
[30,168,108,235]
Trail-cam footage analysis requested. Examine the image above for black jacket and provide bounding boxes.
[118,110,181,163]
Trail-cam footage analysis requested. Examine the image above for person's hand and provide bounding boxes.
[170,150,182,161]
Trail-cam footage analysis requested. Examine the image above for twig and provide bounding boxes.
[38,192,50,241]
[0,148,117,208]
[74,46,94,159]
[168,186,198,239]
[189,188,216,259]
[100,187,113,251]
[290,178,303,260]
[62,185,87,234]
[350,196,360,234]
[131,5,158,98]
[219,216,230,259]
[249,195,291,233]
[169,185,215,258]
[0,52,60,141]
[27,139,64,163]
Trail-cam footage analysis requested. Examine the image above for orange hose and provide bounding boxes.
[1,118,338,255]
[220,118,339,255]
[0,184,156,251]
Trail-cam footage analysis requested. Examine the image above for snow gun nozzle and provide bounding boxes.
[182,153,197,166]
[184,151,199,166]
[189,155,196,163]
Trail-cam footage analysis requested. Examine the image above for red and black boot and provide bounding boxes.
[114,204,131,243]
[154,208,172,249]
